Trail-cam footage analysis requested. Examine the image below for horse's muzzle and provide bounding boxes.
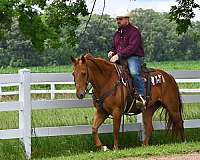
[76,91,85,99]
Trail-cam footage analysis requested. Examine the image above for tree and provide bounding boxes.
[0,0,199,50]
[0,0,88,50]
[169,0,200,34]
[132,9,200,61]
[0,20,42,67]
[76,14,116,56]
[0,9,199,67]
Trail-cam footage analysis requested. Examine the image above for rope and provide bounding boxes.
[82,0,97,35]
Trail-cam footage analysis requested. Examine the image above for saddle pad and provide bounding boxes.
[150,74,165,86]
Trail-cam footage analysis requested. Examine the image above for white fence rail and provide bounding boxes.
[0,69,199,159]
[0,79,200,98]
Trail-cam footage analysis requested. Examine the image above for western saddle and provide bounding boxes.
[114,62,155,115]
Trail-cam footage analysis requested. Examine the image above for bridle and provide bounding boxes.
[72,61,92,96]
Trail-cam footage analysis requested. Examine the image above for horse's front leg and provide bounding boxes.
[112,109,122,150]
[92,109,107,149]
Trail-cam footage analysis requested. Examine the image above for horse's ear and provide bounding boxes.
[85,53,93,59]
[71,56,76,63]
[81,55,86,63]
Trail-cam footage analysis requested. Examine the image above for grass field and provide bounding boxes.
[1,128,200,160]
[0,60,200,160]
[0,60,199,74]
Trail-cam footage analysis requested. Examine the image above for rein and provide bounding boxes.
[84,58,123,111]
[92,80,122,110]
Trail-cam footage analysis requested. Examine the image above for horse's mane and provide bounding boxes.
[84,54,114,74]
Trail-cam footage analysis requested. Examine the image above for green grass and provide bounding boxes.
[0,60,199,74]
[0,104,200,130]
[42,141,200,160]
[0,104,200,160]
[178,83,200,89]
[147,61,200,71]
[0,65,72,74]
[1,129,200,160]
[29,129,200,159]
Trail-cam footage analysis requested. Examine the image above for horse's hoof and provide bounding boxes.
[113,147,119,151]
[182,140,187,144]
[113,149,119,152]
[142,142,149,146]
[101,146,109,151]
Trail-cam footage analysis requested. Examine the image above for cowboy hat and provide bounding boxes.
[116,10,130,18]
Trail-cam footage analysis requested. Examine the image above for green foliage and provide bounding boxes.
[0,9,200,67]
[0,20,42,67]
[129,9,200,61]
[0,18,77,67]
[1,0,200,50]
[75,14,117,55]
[75,9,200,61]
[0,0,89,50]
[169,0,200,34]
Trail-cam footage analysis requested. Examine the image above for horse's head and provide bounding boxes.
[71,55,89,99]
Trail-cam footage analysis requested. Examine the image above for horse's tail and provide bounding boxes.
[166,90,183,136]
[163,73,183,137]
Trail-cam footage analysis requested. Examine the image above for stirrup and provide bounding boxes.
[138,95,146,106]
[135,95,146,112]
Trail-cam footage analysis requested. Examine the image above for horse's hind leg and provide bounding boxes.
[142,102,159,145]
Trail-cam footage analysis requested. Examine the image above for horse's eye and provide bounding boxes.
[82,72,86,76]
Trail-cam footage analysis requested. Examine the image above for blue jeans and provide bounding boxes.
[127,56,145,97]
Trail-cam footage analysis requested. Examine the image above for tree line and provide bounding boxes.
[0,9,199,67]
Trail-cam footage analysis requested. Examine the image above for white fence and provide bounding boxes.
[0,69,200,159]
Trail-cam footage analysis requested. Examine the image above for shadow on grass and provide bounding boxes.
[1,128,200,160]
[31,128,200,159]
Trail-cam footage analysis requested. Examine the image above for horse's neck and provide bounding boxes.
[87,59,116,91]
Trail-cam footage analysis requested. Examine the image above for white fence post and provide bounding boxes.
[136,113,145,142]
[19,69,31,160]
[50,83,55,100]
[0,86,2,98]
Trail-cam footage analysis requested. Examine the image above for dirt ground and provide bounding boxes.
[116,153,200,160]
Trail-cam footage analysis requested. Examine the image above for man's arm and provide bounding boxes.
[108,33,117,58]
[111,33,117,54]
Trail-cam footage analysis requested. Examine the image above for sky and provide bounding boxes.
[86,0,200,21]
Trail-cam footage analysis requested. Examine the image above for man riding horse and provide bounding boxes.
[108,11,146,111]
[71,11,185,151]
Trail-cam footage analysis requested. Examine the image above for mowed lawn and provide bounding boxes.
[0,60,199,74]
[0,60,200,160]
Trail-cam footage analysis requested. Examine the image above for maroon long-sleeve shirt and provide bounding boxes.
[112,23,144,58]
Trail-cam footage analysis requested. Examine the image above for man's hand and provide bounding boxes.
[110,54,119,63]
[108,51,114,58]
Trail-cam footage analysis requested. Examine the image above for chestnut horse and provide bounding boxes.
[71,54,185,150]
